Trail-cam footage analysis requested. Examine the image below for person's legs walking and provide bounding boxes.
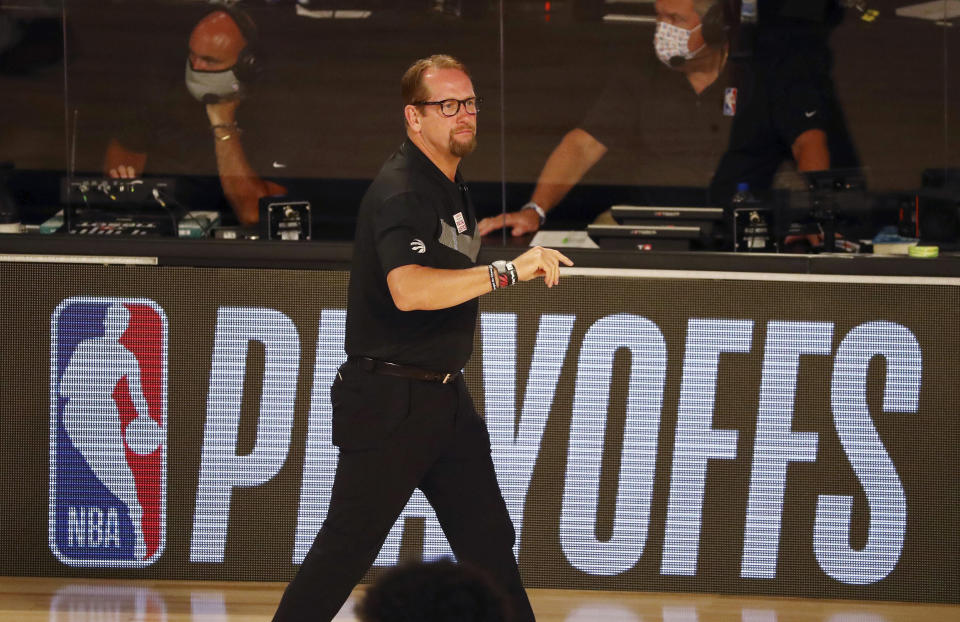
[273,445,424,622]
[274,368,443,622]
[421,380,535,622]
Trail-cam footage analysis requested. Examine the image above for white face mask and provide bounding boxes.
[184,60,244,104]
[653,20,704,68]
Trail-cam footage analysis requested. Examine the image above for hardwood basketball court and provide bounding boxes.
[2,576,956,621]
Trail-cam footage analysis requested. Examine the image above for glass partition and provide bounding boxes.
[499,0,960,251]
[0,0,506,238]
[0,0,957,250]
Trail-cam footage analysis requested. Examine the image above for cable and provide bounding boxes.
[151,186,216,238]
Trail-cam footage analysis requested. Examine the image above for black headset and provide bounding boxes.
[203,4,260,82]
[669,0,734,67]
[700,0,734,48]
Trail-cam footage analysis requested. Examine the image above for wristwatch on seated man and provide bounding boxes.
[522,201,546,226]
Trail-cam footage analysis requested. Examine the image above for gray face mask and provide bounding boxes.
[184,60,245,104]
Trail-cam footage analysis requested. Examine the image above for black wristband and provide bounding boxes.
[488,264,498,291]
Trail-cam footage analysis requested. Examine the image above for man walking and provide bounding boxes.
[272,54,572,622]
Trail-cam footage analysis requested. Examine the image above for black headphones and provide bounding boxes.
[204,4,260,82]
[700,0,734,48]
[668,0,734,67]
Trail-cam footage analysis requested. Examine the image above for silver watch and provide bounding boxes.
[522,201,546,225]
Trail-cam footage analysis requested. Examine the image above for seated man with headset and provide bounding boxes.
[478,0,855,238]
[104,4,285,227]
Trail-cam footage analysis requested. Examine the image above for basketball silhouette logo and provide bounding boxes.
[49,297,167,567]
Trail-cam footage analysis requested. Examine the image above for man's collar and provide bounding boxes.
[402,138,462,185]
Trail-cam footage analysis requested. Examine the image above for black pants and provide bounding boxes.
[272,362,535,622]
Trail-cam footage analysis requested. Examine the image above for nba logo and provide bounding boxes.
[49,297,167,567]
[723,87,737,116]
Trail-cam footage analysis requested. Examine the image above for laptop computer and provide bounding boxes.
[586,223,706,251]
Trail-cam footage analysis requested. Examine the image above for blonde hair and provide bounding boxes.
[401,54,470,106]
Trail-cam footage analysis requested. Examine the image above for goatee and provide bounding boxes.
[449,131,477,157]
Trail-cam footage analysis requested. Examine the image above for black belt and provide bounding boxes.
[349,356,460,384]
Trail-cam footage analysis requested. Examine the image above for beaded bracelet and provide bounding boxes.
[491,260,518,288]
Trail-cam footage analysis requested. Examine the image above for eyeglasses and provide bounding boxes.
[414,96,482,117]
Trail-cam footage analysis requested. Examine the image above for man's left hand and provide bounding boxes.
[478,208,541,237]
[512,246,574,288]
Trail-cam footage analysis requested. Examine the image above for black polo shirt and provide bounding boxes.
[344,139,481,373]
[579,48,736,201]
[709,36,860,204]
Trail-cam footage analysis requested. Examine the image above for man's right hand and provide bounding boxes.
[104,139,147,179]
[205,98,241,127]
[108,165,137,179]
[478,207,541,237]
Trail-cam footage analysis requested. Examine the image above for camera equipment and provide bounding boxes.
[0,163,21,234]
[795,169,868,252]
[733,205,776,252]
[588,205,725,251]
[61,177,181,236]
[260,197,311,241]
[917,168,960,250]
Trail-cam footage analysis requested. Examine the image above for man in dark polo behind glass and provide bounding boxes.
[271,54,572,622]
[479,0,856,238]
[103,6,285,227]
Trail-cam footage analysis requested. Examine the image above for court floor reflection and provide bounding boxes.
[1,577,955,622]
